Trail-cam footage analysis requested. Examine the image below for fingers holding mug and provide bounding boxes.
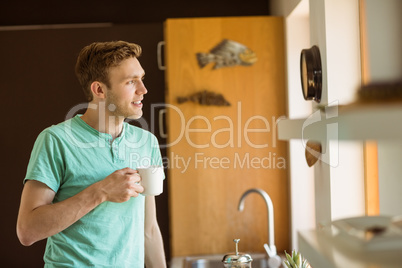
[129,172,144,196]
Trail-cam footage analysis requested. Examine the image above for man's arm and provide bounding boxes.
[17,167,143,246]
[144,196,166,268]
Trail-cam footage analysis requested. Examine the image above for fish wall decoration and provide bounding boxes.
[177,90,231,106]
[196,39,257,70]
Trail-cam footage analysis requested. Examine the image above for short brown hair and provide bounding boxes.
[75,41,142,101]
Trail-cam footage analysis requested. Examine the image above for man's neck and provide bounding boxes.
[81,102,125,140]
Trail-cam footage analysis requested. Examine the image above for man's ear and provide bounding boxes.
[90,81,106,100]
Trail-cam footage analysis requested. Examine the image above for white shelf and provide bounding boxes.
[278,104,402,141]
[298,229,402,268]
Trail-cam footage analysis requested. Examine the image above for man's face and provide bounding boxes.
[104,57,147,119]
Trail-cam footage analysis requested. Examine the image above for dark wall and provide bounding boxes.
[1,23,167,267]
[0,0,270,26]
[1,0,270,266]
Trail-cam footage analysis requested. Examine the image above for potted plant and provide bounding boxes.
[283,250,311,268]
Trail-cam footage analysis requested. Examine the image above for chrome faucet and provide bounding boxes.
[238,188,282,268]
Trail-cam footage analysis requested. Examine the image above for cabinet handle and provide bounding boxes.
[159,108,167,139]
[157,41,166,71]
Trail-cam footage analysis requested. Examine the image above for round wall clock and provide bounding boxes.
[300,45,322,102]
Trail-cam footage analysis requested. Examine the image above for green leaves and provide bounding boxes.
[285,250,296,267]
[283,250,310,268]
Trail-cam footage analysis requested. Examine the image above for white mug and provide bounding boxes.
[137,166,164,196]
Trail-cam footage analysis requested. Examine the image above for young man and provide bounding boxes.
[17,41,166,267]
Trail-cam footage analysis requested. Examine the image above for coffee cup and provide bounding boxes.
[137,165,164,196]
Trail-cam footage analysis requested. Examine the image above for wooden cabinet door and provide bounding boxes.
[165,16,289,256]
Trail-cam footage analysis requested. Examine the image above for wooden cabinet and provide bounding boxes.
[164,16,289,256]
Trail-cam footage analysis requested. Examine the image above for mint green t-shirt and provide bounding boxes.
[24,115,163,267]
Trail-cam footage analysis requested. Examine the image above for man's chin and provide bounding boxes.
[127,113,143,120]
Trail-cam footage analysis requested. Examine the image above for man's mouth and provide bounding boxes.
[131,100,143,107]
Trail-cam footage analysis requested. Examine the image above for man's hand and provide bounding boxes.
[17,167,143,246]
[97,167,144,203]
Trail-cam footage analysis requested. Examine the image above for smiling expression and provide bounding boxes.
[103,57,147,119]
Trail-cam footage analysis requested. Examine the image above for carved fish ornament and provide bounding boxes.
[177,90,231,106]
[196,39,257,69]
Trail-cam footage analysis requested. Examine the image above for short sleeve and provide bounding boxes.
[150,134,165,178]
[24,129,64,192]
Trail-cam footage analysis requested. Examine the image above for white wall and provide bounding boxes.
[365,0,402,83]
[285,0,316,249]
[310,0,365,225]
[271,0,366,248]
[364,0,402,216]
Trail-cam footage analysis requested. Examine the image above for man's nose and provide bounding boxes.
[137,81,148,95]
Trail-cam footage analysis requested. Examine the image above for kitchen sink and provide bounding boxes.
[182,253,272,268]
